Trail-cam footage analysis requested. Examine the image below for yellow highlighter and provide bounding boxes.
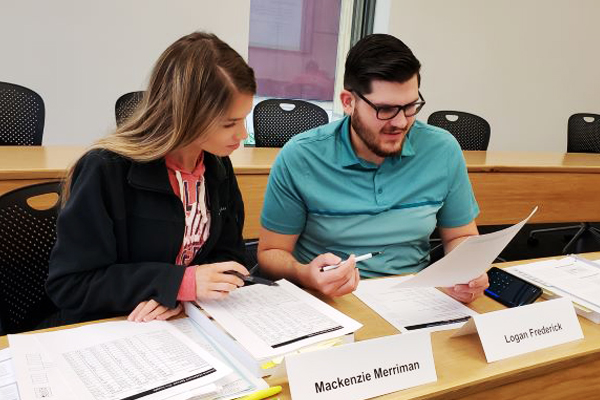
[238,385,283,400]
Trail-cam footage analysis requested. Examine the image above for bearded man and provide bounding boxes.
[257,34,488,303]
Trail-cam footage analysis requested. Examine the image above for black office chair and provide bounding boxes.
[528,113,600,253]
[427,111,491,254]
[567,113,600,153]
[0,182,61,334]
[428,111,491,150]
[0,81,45,145]
[253,99,329,147]
[115,91,145,127]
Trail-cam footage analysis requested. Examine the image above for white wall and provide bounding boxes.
[375,0,600,152]
[2,1,251,145]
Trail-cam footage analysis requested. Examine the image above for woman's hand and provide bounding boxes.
[127,300,183,322]
[195,261,250,301]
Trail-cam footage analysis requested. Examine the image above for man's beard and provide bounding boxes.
[350,111,410,158]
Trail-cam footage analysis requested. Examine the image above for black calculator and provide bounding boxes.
[484,267,543,308]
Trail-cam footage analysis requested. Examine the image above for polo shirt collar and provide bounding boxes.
[338,117,362,168]
[338,116,416,168]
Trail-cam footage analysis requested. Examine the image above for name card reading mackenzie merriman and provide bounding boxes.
[286,332,437,400]
[453,297,583,362]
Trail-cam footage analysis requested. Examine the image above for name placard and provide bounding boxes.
[453,298,583,362]
[286,332,437,400]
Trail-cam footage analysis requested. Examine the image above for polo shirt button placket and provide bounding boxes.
[375,186,384,204]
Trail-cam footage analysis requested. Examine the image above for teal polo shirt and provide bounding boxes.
[260,116,479,278]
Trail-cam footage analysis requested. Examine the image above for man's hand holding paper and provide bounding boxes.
[396,208,538,295]
[442,273,490,303]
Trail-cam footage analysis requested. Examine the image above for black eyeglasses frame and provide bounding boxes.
[352,90,426,120]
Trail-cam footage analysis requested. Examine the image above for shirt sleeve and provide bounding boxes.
[177,266,197,301]
[437,140,480,227]
[260,146,308,235]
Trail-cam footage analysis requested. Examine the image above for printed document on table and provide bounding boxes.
[397,207,538,288]
[0,348,20,400]
[8,335,76,400]
[197,279,362,360]
[355,276,478,333]
[10,320,231,400]
[169,318,269,400]
[507,256,600,311]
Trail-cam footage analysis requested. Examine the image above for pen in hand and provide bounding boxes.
[224,270,278,286]
[320,251,384,272]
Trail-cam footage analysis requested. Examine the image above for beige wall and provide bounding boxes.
[376,0,600,152]
[2,1,251,145]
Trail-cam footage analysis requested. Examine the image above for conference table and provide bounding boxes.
[2,253,600,399]
[2,146,600,238]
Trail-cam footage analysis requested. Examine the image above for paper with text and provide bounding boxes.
[0,348,20,400]
[355,276,478,333]
[396,207,538,288]
[197,279,362,360]
[10,320,230,400]
[8,335,76,400]
[507,256,600,321]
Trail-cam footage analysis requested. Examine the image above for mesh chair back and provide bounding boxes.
[0,81,45,145]
[427,111,490,150]
[0,182,61,334]
[253,99,329,147]
[567,113,600,153]
[115,91,145,127]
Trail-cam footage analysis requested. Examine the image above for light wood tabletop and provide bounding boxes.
[4,147,600,179]
[2,253,600,399]
[464,151,600,173]
[2,146,600,237]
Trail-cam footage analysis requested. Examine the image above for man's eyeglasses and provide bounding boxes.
[352,90,426,120]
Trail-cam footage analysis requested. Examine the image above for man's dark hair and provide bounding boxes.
[344,34,421,94]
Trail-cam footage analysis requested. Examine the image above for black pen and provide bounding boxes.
[224,270,278,286]
[404,316,471,331]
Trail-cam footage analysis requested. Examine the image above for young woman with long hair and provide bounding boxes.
[47,32,256,324]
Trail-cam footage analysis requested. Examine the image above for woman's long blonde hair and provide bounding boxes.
[62,32,256,203]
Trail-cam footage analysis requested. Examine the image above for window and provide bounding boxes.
[246,0,375,145]
[248,0,341,102]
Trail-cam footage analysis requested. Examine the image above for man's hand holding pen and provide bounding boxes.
[299,253,360,297]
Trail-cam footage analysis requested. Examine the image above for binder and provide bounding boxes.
[184,302,355,378]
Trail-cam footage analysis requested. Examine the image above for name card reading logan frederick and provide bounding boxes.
[504,322,564,345]
[454,298,583,363]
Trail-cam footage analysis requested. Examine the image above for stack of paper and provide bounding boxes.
[8,319,268,400]
[507,255,600,324]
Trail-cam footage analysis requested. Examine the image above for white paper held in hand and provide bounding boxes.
[396,207,538,288]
